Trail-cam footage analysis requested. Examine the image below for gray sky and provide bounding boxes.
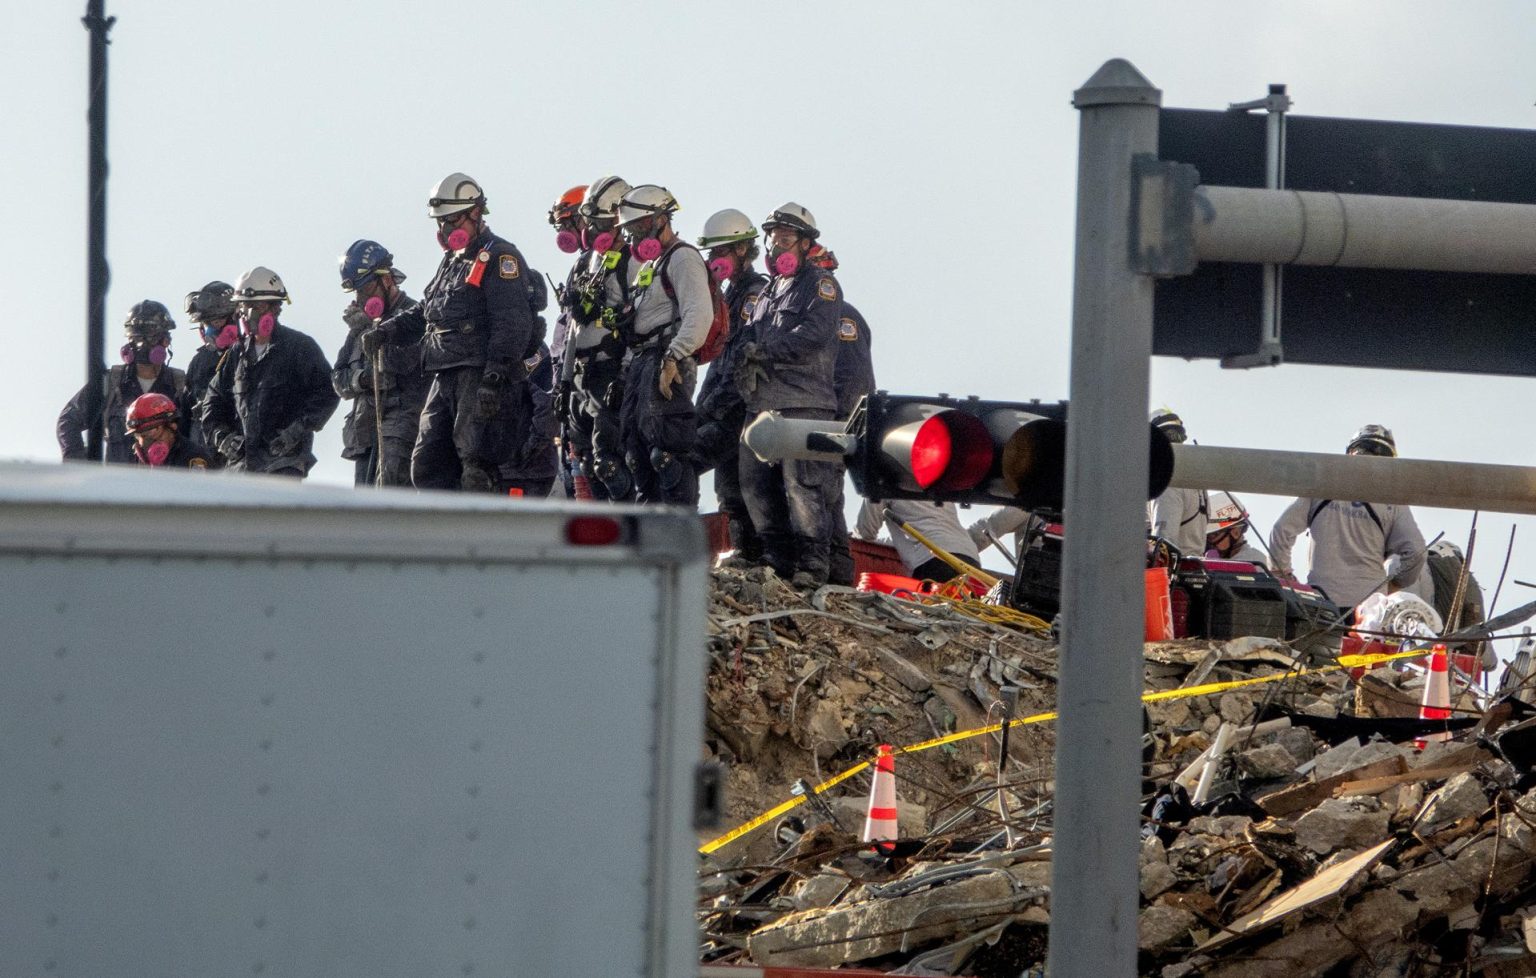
[8,2,1536,644]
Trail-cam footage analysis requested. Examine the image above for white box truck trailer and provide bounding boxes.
[0,462,711,978]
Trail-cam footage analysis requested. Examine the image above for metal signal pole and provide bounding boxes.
[82,1,115,461]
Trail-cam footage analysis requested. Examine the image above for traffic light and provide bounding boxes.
[847,393,1175,508]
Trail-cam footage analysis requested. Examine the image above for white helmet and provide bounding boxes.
[1205,490,1248,536]
[427,172,486,218]
[760,202,819,239]
[697,208,758,250]
[579,175,631,223]
[616,184,679,228]
[232,266,289,304]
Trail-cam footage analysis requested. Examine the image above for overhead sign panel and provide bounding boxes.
[1153,109,1536,376]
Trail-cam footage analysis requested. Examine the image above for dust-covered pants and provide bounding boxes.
[356,434,415,488]
[620,347,698,506]
[702,422,760,560]
[570,356,627,501]
[739,407,840,582]
[411,365,520,492]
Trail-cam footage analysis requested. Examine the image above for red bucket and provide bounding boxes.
[858,572,924,598]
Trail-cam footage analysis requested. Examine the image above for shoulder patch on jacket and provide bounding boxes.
[742,294,759,322]
[838,316,858,341]
[816,277,838,302]
[499,254,521,279]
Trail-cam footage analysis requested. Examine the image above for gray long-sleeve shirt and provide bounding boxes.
[1267,497,1427,609]
[967,506,1040,557]
[857,499,980,575]
[1148,486,1209,557]
[631,241,712,361]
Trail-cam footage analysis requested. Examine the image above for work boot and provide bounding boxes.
[790,570,820,590]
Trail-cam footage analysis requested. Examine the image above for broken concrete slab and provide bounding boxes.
[1294,797,1391,855]
[1238,742,1299,780]
[746,862,1047,968]
[1140,904,1196,952]
[793,872,851,911]
[1415,772,1488,833]
[1141,860,1178,900]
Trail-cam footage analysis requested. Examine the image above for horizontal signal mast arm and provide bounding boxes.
[1170,443,1536,515]
[1192,185,1536,274]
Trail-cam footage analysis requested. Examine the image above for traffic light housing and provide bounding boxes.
[847,393,1175,508]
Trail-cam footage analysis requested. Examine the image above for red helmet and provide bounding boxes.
[548,184,588,228]
[124,393,179,435]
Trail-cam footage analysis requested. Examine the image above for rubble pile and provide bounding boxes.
[698,565,1536,977]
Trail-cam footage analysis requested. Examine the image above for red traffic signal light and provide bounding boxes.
[849,393,1173,508]
[877,402,993,492]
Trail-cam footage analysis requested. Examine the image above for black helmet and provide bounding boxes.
[1150,407,1186,444]
[183,281,235,323]
[124,300,175,336]
[1347,424,1396,457]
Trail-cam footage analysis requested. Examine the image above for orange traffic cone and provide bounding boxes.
[572,474,594,500]
[1416,645,1453,749]
[862,744,898,852]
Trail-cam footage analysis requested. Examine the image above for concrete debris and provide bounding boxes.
[1237,742,1298,780]
[697,564,1536,977]
[1293,797,1391,855]
[1415,771,1488,833]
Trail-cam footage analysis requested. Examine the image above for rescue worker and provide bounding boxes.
[499,342,559,498]
[547,184,588,498]
[364,173,546,492]
[562,175,634,501]
[967,506,1044,566]
[1410,539,1494,672]
[1148,408,1208,555]
[58,300,187,464]
[200,267,340,477]
[1268,424,1428,610]
[183,281,237,448]
[614,183,711,506]
[124,392,213,469]
[857,499,983,583]
[1204,491,1267,566]
[812,242,873,586]
[335,239,425,487]
[693,208,770,560]
[735,203,843,587]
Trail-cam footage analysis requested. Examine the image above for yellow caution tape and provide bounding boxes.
[698,645,1434,855]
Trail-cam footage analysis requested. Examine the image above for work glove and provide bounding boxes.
[733,342,770,398]
[475,376,502,421]
[216,431,245,463]
[360,326,388,360]
[602,381,623,411]
[268,421,307,459]
[342,301,374,333]
[658,356,682,401]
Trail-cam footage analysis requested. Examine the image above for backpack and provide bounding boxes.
[656,242,731,364]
